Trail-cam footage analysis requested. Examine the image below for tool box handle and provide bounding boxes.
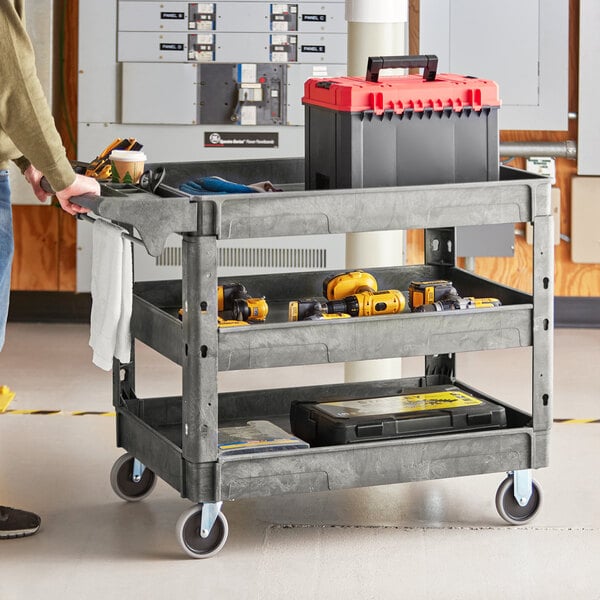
[366,55,438,83]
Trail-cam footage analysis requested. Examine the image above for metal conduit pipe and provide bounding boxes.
[499,140,577,160]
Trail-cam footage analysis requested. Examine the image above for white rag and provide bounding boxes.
[89,218,133,371]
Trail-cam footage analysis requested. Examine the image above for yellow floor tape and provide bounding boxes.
[0,386,16,413]
[2,409,116,416]
[0,409,597,423]
[553,418,600,424]
[0,385,598,423]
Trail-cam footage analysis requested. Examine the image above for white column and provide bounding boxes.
[344,0,408,383]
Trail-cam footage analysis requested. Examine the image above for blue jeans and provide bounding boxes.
[0,170,13,351]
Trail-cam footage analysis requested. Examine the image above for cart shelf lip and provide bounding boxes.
[216,424,536,462]
[89,191,198,257]
[216,305,535,366]
[132,297,534,368]
[213,425,543,500]
[94,167,551,251]
[132,262,535,369]
[203,174,550,240]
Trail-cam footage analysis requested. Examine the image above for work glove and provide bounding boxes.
[179,176,258,195]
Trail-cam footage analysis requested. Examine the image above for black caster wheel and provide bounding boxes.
[176,505,229,559]
[110,453,157,502]
[495,475,542,525]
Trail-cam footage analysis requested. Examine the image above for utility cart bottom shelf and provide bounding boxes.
[114,376,545,504]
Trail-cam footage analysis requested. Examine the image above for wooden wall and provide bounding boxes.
[10,0,78,292]
[10,0,599,296]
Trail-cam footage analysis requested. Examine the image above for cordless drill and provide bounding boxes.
[289,270,406,321]
[414,292,501,312]
[409,280,500,312]
[408,280,456,311]
[289,290,405,321]
[219,283,268,322]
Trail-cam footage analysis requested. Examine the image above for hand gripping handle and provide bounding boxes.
[40,176,102,212]
[366,54,438,83]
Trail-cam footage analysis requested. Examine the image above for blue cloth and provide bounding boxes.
[0,170,13,351]
[179,176,258,196]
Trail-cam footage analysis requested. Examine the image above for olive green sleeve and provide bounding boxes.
[12,155,31,174]
[0,0,75,191]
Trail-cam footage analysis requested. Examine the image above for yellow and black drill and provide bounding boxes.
[409,280,501,312]
[178,283,267,324]
[408,280,457,311]
[219,283,268,322]
[289,270,406,321]
[414,294,501,312]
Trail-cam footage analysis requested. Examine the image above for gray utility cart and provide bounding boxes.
[80,159,553,558]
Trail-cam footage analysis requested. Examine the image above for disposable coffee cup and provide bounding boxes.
[109,150,147,184]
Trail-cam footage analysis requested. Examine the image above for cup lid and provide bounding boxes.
[109,150,147,161]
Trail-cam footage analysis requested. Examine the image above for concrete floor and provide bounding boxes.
[0,322,598,599]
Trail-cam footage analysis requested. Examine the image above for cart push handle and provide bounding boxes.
[40,176,103,212]
[366,54,438,83]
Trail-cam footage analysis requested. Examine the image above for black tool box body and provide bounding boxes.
[303,55,501,190]
[290,385,507,446]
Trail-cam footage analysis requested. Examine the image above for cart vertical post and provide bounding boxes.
[181,233,220,489]
[424,226,457,378]
[531,210,554,447]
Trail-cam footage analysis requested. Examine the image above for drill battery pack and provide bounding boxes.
[290,385,507,446]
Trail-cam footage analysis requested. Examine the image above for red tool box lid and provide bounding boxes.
[303,58,501,116]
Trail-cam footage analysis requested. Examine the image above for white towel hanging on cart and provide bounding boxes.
[89,218,133,371]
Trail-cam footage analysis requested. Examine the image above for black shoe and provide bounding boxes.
[0,506,41,539]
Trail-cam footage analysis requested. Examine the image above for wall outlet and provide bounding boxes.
[526,156,556,184]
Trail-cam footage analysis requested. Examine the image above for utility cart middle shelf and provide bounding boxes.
[131,264,533,369]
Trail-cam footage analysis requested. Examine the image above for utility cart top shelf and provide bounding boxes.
[83,163,549,255]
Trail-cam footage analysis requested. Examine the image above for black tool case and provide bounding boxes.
[290,385,508,446]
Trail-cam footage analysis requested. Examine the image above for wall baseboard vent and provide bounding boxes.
[156,246,327,270]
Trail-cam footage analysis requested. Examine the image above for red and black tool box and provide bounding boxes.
[303,55,501,190]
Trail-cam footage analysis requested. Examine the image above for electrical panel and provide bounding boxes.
[77,0,348,291]
[118,31,345,63]
[117,2,346,33]
[121,62,199,124]
[117,1,346,64]
[419,0,568,131]
[121,62,289,126]
[578,0,600,175]
[113,1,347,128]
[199,63,286,126]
